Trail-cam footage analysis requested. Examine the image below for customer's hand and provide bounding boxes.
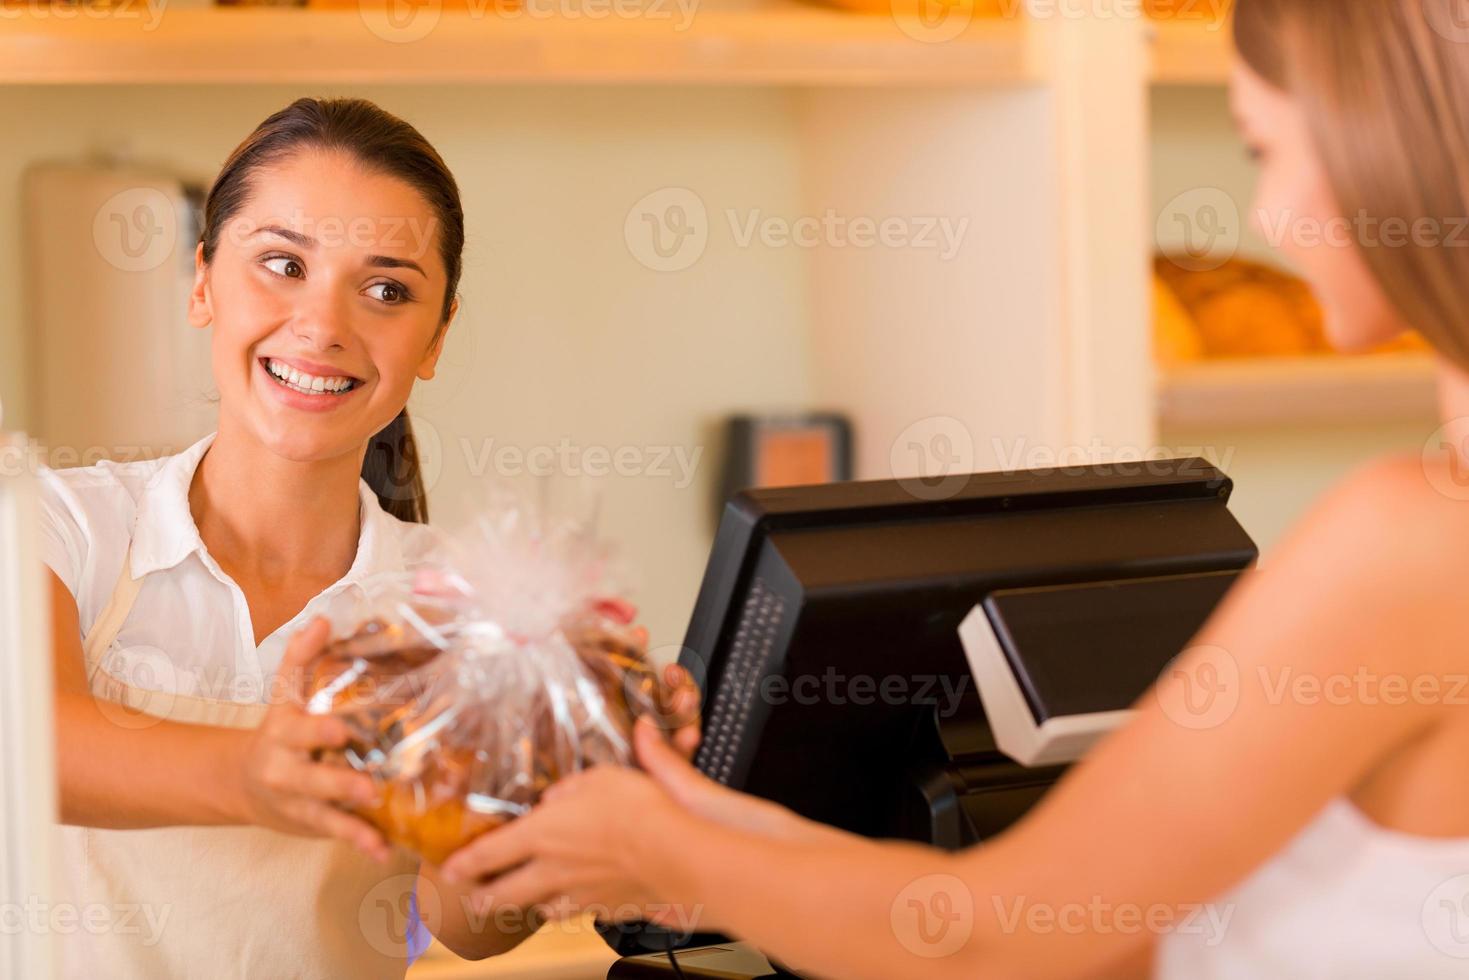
[628,717,813,840]
[436,719,823,912]
[437,744,684,923]
[232,617,391,862]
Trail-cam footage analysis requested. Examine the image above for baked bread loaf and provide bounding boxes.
[307,609,670,866]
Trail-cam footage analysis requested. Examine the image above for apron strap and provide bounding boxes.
[79,543,272,728]
[82,545,144,674]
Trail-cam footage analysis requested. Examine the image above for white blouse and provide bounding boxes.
[1155,796,1469,978]
[41,432,435,978]
[39,431,419,700]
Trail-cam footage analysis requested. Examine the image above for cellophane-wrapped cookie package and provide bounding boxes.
[306,492,678,865]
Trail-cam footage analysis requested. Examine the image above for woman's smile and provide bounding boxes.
[257,355,367,412]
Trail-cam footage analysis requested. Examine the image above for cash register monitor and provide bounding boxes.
[603,459,1256,965]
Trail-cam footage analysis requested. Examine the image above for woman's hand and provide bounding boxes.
[231,617,392,862]
[572,596,703,761]
[655,662,703,761]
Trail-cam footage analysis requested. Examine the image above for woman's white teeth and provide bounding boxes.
[264,358,355,395]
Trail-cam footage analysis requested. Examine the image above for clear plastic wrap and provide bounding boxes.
[305,496,672,865]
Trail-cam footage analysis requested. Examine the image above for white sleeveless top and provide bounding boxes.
[1155,797,1469,978]
[39,434,429,978]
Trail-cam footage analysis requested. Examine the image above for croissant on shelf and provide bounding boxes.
[1153,254,1429,364]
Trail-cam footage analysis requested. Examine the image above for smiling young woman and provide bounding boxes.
[41,98,525,976]
[432,5,1469,978]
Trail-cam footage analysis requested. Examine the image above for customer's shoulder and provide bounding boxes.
[1285,450,1469,602]
[1315,451,1469,535]
[1237,452,1469,678]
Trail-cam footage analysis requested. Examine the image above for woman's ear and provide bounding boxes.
[186,242,212,329]
[416,296,458,381]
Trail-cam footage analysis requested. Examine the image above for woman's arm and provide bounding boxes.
[444,456,1463,979]
[414,864,539,961]
[52,578,391,858]
[51,571,249,827]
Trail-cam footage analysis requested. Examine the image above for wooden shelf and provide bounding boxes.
[0,3,1042,86]
[1148,18,1231,85]
[1158,353,1440,429]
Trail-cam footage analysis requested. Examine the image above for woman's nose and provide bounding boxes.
[292,287,352,351]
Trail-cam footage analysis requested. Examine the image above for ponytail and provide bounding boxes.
[361,409,429,524]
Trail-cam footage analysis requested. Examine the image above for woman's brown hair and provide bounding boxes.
[1234,0,1469,367]
[200,97,464,523]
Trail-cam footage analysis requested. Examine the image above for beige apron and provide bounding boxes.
[56,550,423,980]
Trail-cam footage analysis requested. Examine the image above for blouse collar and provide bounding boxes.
[127,432,404,587]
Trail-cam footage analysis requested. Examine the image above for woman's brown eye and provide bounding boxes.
[263,256,304,279]
[368,282,406,304]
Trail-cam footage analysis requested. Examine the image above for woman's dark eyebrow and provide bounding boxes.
[254,225,425,276]
[257,225,315,248]
[367,255,427,277]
